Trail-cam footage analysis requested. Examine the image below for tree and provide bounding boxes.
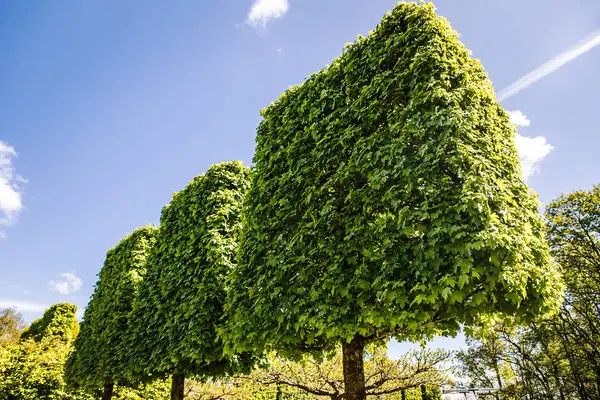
[223,3,563,399]
[545,184,600,398]
[127,161,253,400]
[247,347,450,399]
[0,303,90,400]
[0,308,25,346]
[65,226,159,400]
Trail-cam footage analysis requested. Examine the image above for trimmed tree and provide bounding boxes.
[127,161,253,400]
[65,226,158,400]
[20,303,79,343]
[222,3,563,400]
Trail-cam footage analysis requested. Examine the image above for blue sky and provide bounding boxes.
[1,0,599,356]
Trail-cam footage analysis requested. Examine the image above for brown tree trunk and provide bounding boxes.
[102,381,113,400]
[342,336,366,400]
[171,373,185,400]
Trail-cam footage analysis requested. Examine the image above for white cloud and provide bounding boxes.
[515,134,554,180]
[507,110,553,180]
[507,110,531,127]
[247,0,289,27]
[0,300,48,313]
[49,273,83,295]
[498,30,600,101]
[0,141,25,235]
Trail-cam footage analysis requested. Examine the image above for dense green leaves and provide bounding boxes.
[127,161,252,379]
[224,2,563,357]
[65,226,158,391]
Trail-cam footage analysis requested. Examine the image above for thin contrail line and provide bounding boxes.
[498,30,600,102]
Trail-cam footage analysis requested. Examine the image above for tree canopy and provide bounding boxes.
[127,161,253,384]
[66,226,159,392]
[223,2,563,398]
[225,0,562,353]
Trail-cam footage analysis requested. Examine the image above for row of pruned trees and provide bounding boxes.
[66,3,564,400]
[457,185,600,400]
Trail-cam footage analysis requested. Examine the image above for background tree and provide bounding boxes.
[458,184,600,399]
[127,161,252,400]
[0,303,90,400]
[224,3,563,399]
[65,226,159,400]
[545,184,600,398]
[0,307,25,346]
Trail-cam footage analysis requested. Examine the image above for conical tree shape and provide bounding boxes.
[223,3,563,399]
[65,226,158,399]
[127,161,253,400]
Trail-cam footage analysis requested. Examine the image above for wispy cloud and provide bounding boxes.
[508,110,553,180]
[0,141,26,238]
[0,280,32,295]
[498,30,600,101]
[247,0,289,27]
[49,273,83,295]
[0,300,47,313]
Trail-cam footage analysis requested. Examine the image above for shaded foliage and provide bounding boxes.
[65,226,158,392]
[127,161,253,382]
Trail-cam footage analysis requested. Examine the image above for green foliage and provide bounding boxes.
[224,1,563,358]
[0,303,90,400]
[112,380,171,400]
[65,226,158,391]
[20,303,79,343]
[127,161,252,379]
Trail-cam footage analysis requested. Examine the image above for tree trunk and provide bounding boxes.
[342,336,366,400]
[171,373,185,400]
[102,381,113,400]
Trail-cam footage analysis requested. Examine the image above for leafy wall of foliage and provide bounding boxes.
[0,303,91,400]
[127,161,252,379]
[224,2,563,356]
[66,226,159,390]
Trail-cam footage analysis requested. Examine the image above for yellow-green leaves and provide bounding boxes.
[127,161,252,379]
[224,2,562,357]
[1,304,88,400]
[21,303,78,344]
